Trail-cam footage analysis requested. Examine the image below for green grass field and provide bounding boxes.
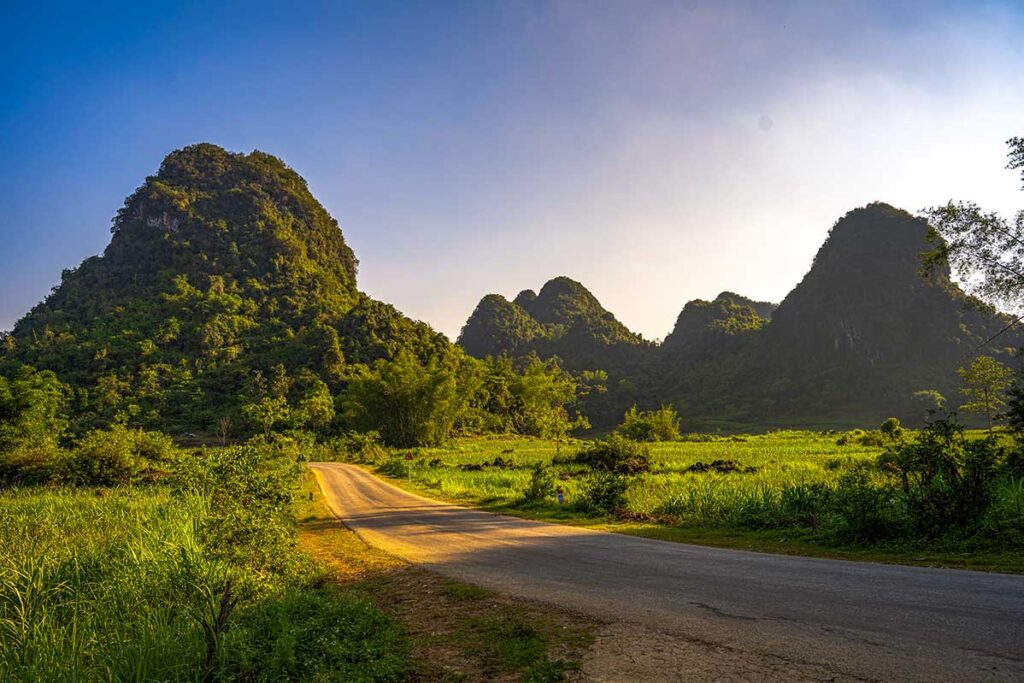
[385,432,881,514]
[372,432,1024,573]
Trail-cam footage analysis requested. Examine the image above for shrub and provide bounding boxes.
[378,454,418,478]
[524,463,556,502]
[824,465,905,543]
[985,475,1024,538]
[877,415,1002,535]
[172,438,303,571]
[880,417,904,442]
[59,425,179,486]
[0,442,62,487]
[835,429,885,447]
[616,405,681,442]
[580,471,630,514]
[780,482,831,527]
[573,435,650,474]
[329,431,387,464]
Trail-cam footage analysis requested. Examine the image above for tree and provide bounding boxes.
[923,137,1024,314]
[524,462,556,502]
[957,356,1013,433]
[616,404,682,442]
[509,357,589,453]
[298,378,335,434]
[912,389,947,416]
[217,416,232,446]
[879,417,904,442]
[343,350,466,447]
[0,365,68,451]
[242,396,290,439]
[241,369,291,438]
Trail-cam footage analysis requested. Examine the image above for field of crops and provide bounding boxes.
[383,431,884,525]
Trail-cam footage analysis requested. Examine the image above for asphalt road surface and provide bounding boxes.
[310,462,1024,681]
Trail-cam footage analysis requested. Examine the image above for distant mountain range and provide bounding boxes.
[459,203,1023,428]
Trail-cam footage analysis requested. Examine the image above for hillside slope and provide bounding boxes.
[3,144,449,431]
[733,203,1022,422]
[460,203,1022,427]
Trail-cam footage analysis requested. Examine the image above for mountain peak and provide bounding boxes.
[8,144,446,430]
[102,143,358,300]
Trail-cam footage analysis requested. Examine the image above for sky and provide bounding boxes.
[2,0,1023,341]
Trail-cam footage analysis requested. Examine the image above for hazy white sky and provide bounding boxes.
[2,1,1023,340]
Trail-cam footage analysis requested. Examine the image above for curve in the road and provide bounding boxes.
[310,462,1024,681]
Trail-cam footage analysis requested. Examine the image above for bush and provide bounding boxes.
[984,475,1024,539]
[0,442,61,487]
[172,437,304,571]
[823,465,905,543]
[880,417,904,442]
[780,482,831,527]
[378,454,418,478]
[59,425,179,486]
[524,463,556,502]
[616,405,681,442]
[327,431,387,464]
[877,415,1002,535]
[580,471,630,515]
[835,429,885,447]
[573,435,650,474]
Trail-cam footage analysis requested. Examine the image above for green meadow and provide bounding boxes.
[370,431,1024,572]
[381,432,883,515]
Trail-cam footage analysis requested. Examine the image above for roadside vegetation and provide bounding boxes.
[0,434,594,682]
[0,434,410,681]
[335,387,1024,572]
[2,136,1024,679]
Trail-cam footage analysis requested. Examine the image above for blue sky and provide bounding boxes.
[2,0,1023,339]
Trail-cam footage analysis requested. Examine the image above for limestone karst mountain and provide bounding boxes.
[460,203,1022,427]
[3,144,449,430]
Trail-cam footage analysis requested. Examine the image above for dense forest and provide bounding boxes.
[3,141,1024,457]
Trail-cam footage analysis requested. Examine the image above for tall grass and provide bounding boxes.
[0,482,408,682]
[0,489,210,680]
[387,432,880,518]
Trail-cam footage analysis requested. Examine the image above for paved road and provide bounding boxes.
[310,463,1024,681]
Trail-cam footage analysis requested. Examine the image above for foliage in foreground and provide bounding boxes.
[0,438,408,682]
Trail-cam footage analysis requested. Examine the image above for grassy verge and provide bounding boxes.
[297,471,596,682]
[0,485,407,681]
[368,458,1024,575]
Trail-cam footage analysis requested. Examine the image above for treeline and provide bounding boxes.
[0,349,591,484]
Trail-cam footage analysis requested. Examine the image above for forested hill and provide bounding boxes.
[460,203,1024,427]
[727,203,1024,422]
[459,276,654,371]
[2,144,449,431]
